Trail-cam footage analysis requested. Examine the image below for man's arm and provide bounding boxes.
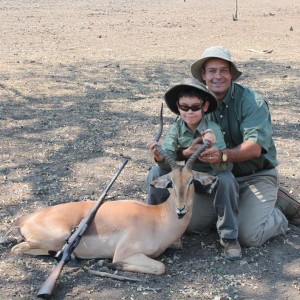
[199,140,262,164]
[221,141,262,162]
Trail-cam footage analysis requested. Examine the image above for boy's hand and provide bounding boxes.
[188,136,203,152]
[148,141,164,163]
[182,131,215,159]
[201,129,216,146]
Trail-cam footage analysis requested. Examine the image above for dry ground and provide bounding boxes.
[0,0,299,299]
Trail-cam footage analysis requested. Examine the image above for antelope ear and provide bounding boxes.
[150,173,172,189]
[192,171,219,194]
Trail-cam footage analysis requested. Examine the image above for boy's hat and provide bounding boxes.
[164,78,218,115]
[191,46,242,83]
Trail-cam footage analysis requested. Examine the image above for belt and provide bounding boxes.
[235,168,274,177]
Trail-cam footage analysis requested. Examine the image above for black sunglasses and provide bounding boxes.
[177,102,203,112]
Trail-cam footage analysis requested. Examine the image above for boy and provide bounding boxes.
[147,78,241,260]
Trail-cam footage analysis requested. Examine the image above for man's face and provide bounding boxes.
[201,58,233,100]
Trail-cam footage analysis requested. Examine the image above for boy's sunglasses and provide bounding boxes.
[177,102,203,112]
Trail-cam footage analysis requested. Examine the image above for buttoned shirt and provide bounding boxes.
[159,116,231,174]
[206,82,278,177]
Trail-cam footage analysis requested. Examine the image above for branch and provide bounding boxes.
[85,268,144,282]
[233,0,238,21]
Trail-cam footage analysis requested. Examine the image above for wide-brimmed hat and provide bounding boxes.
[164,78,218,115]
[191,46,242,83]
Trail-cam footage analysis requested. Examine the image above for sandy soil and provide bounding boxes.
[0,0,299,299]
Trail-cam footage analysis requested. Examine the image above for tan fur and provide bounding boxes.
[0,169,215,275]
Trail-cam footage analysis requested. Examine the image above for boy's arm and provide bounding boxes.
[176,136,203,161]
[148,123,178,169]
[176,129,216,161]
[148,140,164,163]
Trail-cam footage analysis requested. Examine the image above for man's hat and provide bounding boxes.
[164,78,218,115]
[191,46,242,83]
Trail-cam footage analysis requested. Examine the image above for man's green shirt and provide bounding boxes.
[206,83,278,176]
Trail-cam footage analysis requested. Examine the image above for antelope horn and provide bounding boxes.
[185,113,210,170]
[185,140,211,170]
[153,103,179,170]
[153,103,164,143]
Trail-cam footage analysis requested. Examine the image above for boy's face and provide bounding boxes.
[177,96,209,130]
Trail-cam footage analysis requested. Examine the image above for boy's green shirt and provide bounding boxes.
[158,116,232,175]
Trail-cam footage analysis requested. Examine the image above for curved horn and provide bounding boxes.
[185,140,211,171]
[153,103,164,143]
[185,112,210,170]
[153,103,179,170]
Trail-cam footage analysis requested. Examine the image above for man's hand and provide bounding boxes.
[197,129,219,163]
[199,146,222,164]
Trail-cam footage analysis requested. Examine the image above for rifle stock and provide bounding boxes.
[37,258,66,299]
[37,159,129,299]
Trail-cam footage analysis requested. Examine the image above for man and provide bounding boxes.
[190,46,300,247]
[147,78,242,260]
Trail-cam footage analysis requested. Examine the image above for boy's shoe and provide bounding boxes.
[220,238,242,261]
[276,187,300,225]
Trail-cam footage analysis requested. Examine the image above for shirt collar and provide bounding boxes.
[178,117,207,135]
[221,82,235,106]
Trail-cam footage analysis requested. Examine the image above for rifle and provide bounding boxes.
[37,159,129,299]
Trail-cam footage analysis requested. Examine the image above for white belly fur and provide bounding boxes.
[74,233,119,259]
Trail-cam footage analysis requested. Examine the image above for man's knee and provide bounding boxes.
[217,171,238,190]
[238,231,264,247]
[147,165,169,182]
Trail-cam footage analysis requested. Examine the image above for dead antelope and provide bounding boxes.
[0,111,217,275]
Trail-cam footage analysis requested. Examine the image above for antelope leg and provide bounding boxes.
[108,253,166,275]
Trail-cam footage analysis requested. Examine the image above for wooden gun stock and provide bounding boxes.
[37,259,66,299]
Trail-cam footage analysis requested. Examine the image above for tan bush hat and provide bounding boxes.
[191,46,242,83]
[164,78,218,115]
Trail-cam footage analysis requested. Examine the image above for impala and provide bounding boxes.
[0,108,217,275]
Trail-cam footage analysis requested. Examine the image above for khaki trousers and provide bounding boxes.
[236,168,288,247]
[147,166,288,247]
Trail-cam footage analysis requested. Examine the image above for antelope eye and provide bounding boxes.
[189,179,194,185]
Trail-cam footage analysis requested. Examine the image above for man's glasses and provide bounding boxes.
[177,102,203,112]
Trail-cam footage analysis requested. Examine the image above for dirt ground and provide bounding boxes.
[0,0,299,299]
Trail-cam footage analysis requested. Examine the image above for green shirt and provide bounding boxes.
[206,83,278,176]
[159,116,232,175]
